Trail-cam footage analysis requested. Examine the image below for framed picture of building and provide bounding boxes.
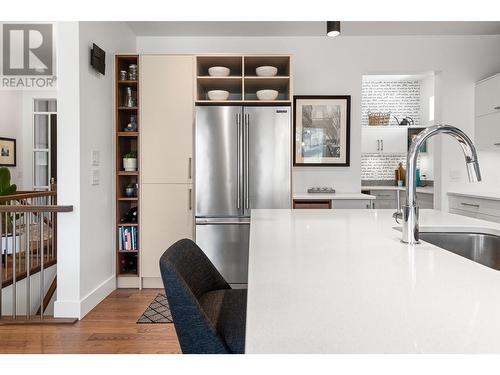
[293,95,351,166]
[0,137,16,166]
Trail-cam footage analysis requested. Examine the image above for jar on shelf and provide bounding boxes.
[119,70,128,81]
[128,64,137,80]
[124,115,138,132]
[124,87,136,107]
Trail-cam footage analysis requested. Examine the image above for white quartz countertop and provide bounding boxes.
[293,192,375,200]
[362,185,434,194]
[447,191,500,201]
[246,209,500,353]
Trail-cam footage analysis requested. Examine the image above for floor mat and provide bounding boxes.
[136,294,173,324]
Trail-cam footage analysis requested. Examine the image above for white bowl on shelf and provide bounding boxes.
[256,89,279,101]
[256,66,278,77]
[208,66,231,77]
[207,90,230,101]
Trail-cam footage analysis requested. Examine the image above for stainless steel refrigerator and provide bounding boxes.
[195,106,291,285]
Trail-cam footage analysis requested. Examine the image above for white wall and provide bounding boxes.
[78,21,136,312]
[55,21,136,319]
[54,21,82,318]
[137,35,500,210]
[0,91,23,187]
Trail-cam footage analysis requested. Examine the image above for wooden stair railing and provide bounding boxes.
[0,203,75,325]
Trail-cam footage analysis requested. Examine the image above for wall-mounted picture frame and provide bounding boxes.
[293,95,351,167]
[0,137,16,166]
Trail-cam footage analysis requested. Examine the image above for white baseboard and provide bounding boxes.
[117,276,140,288]
[141,277,164,289]
[54,299,81,319]
[54,275,116,319]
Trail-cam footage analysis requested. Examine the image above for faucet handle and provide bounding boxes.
[393,210,403,224]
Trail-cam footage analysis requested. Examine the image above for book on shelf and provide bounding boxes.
[118,226,138,251]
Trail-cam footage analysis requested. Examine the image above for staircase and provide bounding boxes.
[0,190,74,324]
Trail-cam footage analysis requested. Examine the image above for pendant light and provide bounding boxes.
[327,21,341,37]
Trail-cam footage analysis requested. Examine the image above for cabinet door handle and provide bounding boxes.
[460,202,479,208]
[381,139,384,151]
[188,188,192,210]
[494,106,500,110]
[494,142,500,147]
[377,140,380,151]
[188,157,192,180]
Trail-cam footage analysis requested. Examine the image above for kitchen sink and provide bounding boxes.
[420,232,500,271]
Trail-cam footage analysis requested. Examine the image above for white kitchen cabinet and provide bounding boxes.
[448,193,500,220]
[475,111,500,151]
[475,73,500,118]
[140,55,194,184]
[361,127,407,153]
[141,183,194,278]
[398,190,434,209]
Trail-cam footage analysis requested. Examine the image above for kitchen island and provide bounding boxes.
[246,209,500,353]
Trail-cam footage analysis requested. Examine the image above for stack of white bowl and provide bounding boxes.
[256,66,279,100]
[207,66,231,100]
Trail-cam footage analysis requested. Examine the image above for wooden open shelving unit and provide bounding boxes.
[115,54,140,279]
[195,54,292,104]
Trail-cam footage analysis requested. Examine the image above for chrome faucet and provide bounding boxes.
[393,125,482,244]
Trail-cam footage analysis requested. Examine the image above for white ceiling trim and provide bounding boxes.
[127,21,500,37]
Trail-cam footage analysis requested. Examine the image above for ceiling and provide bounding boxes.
[127,21,500,37]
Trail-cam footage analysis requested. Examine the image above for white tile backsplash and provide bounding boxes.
[361,153,421,180]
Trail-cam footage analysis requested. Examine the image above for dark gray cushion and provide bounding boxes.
[199,289,247,354]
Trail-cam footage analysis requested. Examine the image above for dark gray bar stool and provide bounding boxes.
[159,239,247,354]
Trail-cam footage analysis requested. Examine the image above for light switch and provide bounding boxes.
[91,169,100,185]
[91,150,100,166]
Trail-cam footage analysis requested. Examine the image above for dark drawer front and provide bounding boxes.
[293,199,332,209]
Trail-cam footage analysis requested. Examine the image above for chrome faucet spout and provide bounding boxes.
[397,125,481,244]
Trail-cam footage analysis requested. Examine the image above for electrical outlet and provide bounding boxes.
[91,169,100,185]
[91,150,100,166]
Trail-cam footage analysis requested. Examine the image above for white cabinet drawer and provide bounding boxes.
[475,74,500,117]
[331,199,372,209]
[373,199,397,209]
[475,111,500,151]
[370,190,397,200]
[449,195,500,217]
[398,191,434,209]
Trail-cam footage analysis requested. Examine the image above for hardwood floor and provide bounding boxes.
[0,288,181,354]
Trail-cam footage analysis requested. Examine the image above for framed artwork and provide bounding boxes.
[293,95,351,166]
[0,137,16,166]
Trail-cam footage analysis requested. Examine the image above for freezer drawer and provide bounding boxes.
[195,222,249,285]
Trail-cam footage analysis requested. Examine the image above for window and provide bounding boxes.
[33,99,57,190]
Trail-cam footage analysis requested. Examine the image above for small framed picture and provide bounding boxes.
[293,95,351,166]
[0,137,16,166]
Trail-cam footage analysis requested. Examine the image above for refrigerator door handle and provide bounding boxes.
[236,113,241,209]
[245,113,250,209]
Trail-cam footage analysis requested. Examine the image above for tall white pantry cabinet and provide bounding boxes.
[139,55,195,287]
